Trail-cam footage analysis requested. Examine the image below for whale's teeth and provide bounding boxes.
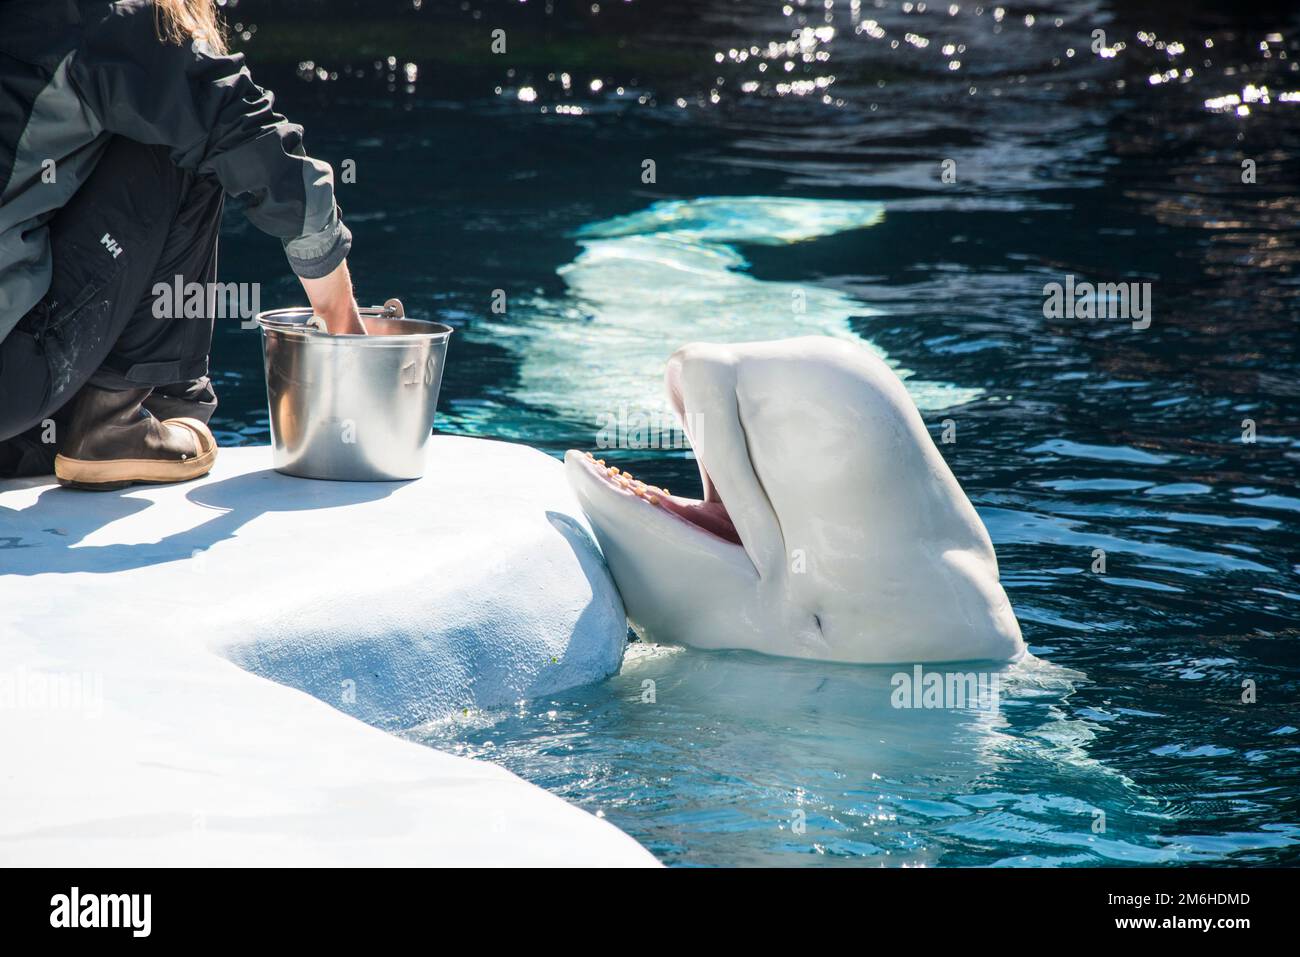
[584,451,594,460]
[596,459,606,466]
[607,467,620,477]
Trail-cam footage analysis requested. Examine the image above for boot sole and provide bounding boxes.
[54,419,217,491]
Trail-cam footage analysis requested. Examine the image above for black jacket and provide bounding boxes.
[0,0,351,342]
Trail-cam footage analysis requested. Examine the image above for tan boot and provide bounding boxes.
[53,385,217,490]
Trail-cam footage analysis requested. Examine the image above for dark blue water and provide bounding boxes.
[215,0,1300,865]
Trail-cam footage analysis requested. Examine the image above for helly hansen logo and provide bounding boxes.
[99,232,123,258]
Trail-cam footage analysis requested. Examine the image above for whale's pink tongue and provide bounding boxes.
[578,451,742,547]
[657,496,741,546]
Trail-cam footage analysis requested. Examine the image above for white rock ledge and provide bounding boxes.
[0,438,653,866]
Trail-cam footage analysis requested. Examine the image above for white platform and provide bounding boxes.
[0,438,653,866]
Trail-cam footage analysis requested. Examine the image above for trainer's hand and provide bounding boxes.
[300,259,363,334]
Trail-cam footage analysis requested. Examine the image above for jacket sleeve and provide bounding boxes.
[67,1,350,279]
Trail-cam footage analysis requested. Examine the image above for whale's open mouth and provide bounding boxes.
[569,451,741,547]
[566,353,754,551]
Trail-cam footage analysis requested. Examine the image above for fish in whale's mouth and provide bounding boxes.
[569,374,743,547]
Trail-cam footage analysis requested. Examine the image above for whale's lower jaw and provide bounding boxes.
[563,336,1027,665]
[566,487,1023,664]
[563,447,769,646]
[568,486,1025,663]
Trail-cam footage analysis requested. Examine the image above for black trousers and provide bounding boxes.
[0,136,223,475]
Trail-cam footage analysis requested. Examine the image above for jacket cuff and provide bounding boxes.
[284,217,352,279]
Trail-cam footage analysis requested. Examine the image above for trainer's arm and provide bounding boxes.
[69,1,361,332]
[300,261,363,335]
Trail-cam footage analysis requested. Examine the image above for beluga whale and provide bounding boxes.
[564,336,1025,664]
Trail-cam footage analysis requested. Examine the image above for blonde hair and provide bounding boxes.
[154,0,227,54]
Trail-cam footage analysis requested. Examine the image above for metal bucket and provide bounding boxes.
[256,299,452,481]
